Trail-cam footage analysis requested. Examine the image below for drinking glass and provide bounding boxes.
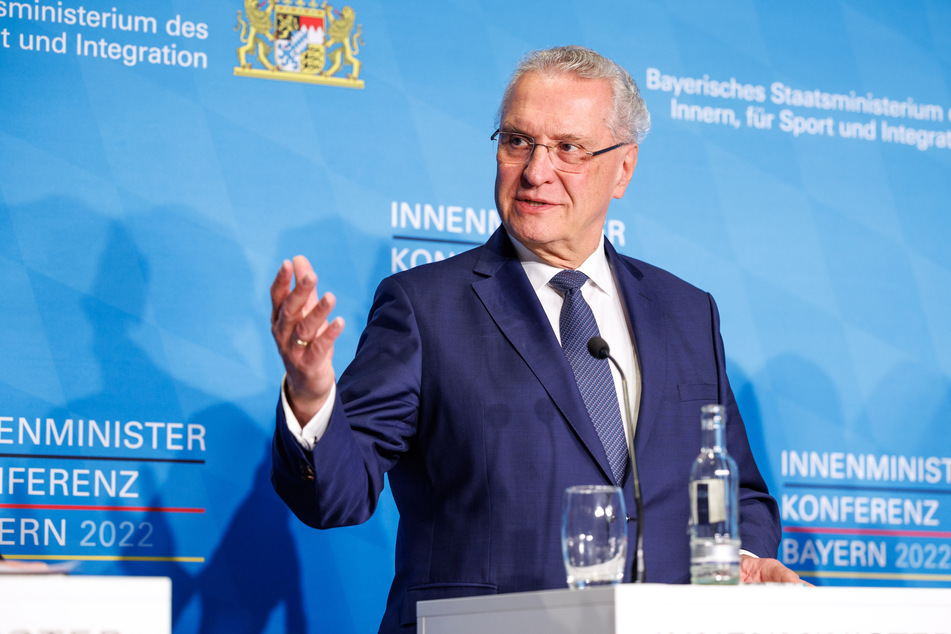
[561,485,627,589]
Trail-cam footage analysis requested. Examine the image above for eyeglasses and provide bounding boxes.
[491,129,628,174]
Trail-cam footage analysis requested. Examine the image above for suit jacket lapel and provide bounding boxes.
[472,229,616,482]
[605,240,668,452]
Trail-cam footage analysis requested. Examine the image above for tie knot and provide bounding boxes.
[550,270,588,294]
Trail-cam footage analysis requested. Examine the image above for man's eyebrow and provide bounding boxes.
[499,125,530,136]
[553,132,588,143]
[500,126,590,143]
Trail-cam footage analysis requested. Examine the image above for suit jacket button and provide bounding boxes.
[299,461,315,481]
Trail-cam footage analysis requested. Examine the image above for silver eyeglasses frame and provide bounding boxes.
[491,128,629,172]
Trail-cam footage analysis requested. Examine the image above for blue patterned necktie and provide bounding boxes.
[550,270,628,486]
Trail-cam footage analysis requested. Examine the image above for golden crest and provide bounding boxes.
[234,0,364,89]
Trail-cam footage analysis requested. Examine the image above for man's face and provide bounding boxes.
[494,71,638,269]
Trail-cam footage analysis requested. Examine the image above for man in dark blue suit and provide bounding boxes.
[270,46,800,633]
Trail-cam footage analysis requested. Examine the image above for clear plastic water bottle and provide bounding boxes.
[689,404,741,584]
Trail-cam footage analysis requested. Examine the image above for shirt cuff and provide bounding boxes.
[281,376,335,451]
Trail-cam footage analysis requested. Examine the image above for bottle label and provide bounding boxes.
[690,478,726,524]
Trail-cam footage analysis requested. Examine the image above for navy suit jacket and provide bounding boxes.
[272,227,781,633]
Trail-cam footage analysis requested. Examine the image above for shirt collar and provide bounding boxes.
[510,234,615,298]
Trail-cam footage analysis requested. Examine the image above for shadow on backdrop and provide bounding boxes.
[14,198,317,632]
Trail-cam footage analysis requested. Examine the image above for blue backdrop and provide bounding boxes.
[2,0,950,631]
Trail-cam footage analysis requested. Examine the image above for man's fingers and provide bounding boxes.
[740,556,809,585]
[269,259,293,324]
[321,315,345,342]
[297,315,345,358]
[297,259,320,318]
[293,292,339,345]
[272,259,319,341]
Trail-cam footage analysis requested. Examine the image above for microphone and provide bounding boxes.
[587,335,646,584]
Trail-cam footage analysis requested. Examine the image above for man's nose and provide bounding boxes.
[522,143,556,183]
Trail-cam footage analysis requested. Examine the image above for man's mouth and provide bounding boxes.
[518,197,552,207]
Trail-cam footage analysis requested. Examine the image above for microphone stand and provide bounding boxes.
[588,336,646,583]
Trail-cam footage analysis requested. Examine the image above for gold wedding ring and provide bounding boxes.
[294,337,309,348]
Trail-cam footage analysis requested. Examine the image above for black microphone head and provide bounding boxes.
[587,336,610,359]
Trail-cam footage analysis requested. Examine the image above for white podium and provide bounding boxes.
[417,583,951,634]
[0,575,171,634]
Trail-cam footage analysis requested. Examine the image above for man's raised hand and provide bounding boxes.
[270,255,344,424]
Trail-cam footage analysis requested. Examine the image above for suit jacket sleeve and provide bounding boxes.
[271,275,421,529]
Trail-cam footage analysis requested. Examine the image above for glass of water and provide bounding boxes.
[561,485,627,589]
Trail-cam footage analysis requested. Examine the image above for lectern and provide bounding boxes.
[417,583,951,634]
[0,575,171,634]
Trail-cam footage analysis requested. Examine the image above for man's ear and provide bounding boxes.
[612,144,638,200]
